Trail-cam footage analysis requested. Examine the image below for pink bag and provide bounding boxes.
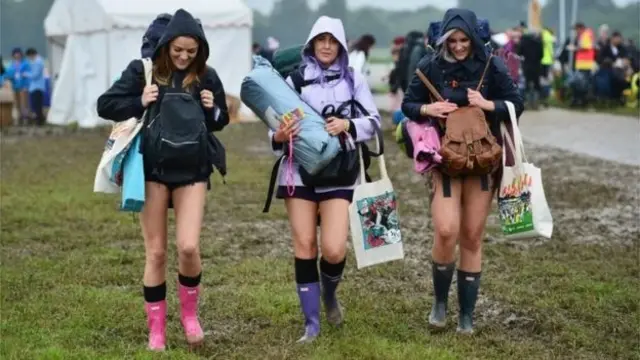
[405,120,442,174]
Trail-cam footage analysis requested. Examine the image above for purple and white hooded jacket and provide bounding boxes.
[268,16,381,193]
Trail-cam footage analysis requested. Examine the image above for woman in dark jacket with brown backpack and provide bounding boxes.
[402,8,524,334]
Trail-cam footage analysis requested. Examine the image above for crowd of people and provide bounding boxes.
[384,19,640,115]
[0,48,49,126]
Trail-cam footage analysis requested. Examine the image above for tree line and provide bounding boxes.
[253,0,640,49]
[1,0,637,57]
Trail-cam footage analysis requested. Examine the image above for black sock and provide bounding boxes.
[319,257,346,278]
[143,282,167,303]
[178,272,202,288]
[295,257,319,284]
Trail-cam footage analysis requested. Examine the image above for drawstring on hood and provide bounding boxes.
[301,16,353,90]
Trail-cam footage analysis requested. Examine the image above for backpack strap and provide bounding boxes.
[262,154,285,213]
[289,66,306,94]
[475,55,494,91]
[415,68,444,102]
[290,64,342,94]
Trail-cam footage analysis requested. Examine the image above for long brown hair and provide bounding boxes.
[153,38,207,91]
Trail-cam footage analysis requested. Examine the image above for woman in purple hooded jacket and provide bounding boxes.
[268,16,381,343]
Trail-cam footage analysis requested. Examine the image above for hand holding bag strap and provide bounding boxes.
[142,58,153,85]
[475,54,494,91]
[340,100,385,157]
[138,58,153,123]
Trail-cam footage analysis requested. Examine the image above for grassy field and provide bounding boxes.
[1,122,639,360]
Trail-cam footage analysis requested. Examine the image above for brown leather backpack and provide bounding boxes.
[415,57,502,177]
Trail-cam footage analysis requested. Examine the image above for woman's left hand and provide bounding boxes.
[200,89,215,109]
[325,116,349,136]
[467,88,495,111]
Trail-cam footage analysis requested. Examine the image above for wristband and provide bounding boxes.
[344,119,350,133]
[420,104,429,116]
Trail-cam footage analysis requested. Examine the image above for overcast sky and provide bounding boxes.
[245,0,639,14]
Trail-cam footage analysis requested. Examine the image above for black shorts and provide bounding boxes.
[144,169,211,209]
[276,186,354,203]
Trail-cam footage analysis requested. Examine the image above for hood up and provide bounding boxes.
[437,8,488,62]
[300,16,353,88]
[304,16,349,56]
[302,16,350,69]
[152,8,209,62]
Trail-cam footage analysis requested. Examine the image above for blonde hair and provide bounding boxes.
[437,28,472,63]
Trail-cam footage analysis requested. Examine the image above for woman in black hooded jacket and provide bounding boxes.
[97,9,229,351]
[402,8,524,335]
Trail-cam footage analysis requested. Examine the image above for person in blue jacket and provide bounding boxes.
[402,8,524,335]
[5,48,30,124]
[25,48,46,125]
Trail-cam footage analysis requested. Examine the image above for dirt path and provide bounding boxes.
[518,108,639,166]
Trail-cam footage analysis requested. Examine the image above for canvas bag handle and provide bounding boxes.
[141,58,153,86]
[358,119,388,183]
[500,101,528,171]
[137,58,153,122]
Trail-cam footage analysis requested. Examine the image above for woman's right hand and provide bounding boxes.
[141,84,159,108]
[422,101,458,119]
[273,120,300,143]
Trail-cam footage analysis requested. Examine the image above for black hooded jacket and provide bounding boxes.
[402,8,524,143]
[97,9,229,133]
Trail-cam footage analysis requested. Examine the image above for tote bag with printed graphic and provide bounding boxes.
[498,101,553,240]
[349,121,404,269]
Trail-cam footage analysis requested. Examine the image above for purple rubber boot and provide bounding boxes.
[296,282,321,343]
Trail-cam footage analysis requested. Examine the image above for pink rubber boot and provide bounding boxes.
[144,300,167,351]
[178,284,204,345]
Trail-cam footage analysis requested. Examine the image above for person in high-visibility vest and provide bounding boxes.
[625,72,639,108]
[572,23,596,73]
[540,27,556,105]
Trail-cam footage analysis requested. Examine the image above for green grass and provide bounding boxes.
[1,122,638,359]
[371,83,390,94]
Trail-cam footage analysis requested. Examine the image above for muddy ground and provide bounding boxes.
[1,119,638,359]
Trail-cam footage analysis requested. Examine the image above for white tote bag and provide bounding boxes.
[349,127,404,269]
[93,59,152,194]
[498,101,553,240]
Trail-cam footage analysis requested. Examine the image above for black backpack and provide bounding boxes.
[145,88,210,183]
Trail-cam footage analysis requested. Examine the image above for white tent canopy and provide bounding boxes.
[44,0,253,128]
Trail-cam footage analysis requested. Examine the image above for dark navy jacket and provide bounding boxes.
[97,9,229,133]
[402,8,524,142]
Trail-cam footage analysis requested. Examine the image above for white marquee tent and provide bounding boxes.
[44,0,253,128]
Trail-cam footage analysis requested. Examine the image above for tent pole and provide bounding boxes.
[559,0,566,48]
[105,31,111,89]
[567,0,579,71]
